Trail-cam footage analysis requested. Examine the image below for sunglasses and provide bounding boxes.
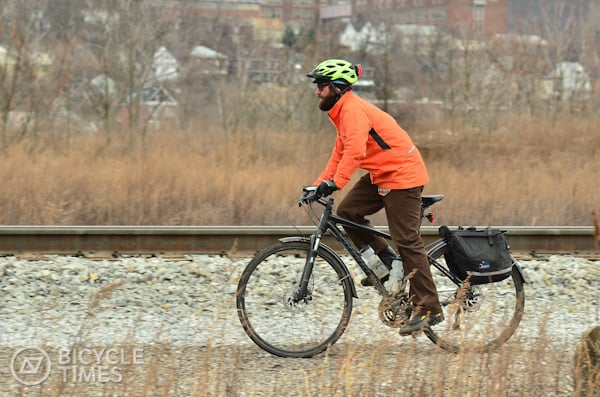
[316,82,330,91]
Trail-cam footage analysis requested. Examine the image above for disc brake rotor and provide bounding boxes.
[446,285,483,330]
[464,288,483,312]
[283,289,312,312]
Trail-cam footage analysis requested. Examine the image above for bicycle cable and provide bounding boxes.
[284,200,320,238]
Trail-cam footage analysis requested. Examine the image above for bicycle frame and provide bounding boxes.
[295,196,463,302]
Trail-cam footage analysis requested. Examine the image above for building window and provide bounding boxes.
[395,11,410,23]
[294,10,313,20]
[261,8,282,19]
[473,5,485,21]
[430,8,446,20]
[414,0,425,6]
[374,0,392,7]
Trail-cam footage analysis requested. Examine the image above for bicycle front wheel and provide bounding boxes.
[425,240,525,353]
[236,240,354,358]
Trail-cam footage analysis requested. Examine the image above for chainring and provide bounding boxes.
[378,294,412,328]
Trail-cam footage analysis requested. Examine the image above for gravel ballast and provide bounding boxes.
[0,253,597,349]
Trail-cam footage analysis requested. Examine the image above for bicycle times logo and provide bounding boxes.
[10,346,145,385]
[11,347,52,386]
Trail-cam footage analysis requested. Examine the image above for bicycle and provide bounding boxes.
[236,187,526,358]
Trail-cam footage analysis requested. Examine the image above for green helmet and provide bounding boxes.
[306,59,362,85]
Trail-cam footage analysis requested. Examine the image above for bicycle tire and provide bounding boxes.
[236,240,354,358]
[424,240,525,353]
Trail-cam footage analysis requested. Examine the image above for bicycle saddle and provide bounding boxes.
[422,194,444,207]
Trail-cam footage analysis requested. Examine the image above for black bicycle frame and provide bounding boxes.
[294,197,463,302]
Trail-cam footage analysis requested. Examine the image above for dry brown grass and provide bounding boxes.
[0,113,597,226]
[3,332,583,396]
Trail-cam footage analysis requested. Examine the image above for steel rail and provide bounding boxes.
[0,226,595,255]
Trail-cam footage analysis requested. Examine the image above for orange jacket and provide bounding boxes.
[313,91,429,190]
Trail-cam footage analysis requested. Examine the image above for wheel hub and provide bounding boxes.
[463,288,483,312]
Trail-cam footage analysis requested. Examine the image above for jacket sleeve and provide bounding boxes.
[327,107,370,189]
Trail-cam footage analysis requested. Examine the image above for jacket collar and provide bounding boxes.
[328,91,353,120]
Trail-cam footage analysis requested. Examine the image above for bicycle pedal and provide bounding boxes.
[398,330,421,338]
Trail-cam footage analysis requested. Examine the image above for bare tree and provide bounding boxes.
[62,0,186,147]
[0,1,37,146]
[514,0,595,119]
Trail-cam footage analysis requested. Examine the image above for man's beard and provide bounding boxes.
[319,94,338,111]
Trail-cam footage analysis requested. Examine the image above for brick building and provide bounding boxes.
[322,0,508,37]
[186,1,261,20]
[185,1,509,38]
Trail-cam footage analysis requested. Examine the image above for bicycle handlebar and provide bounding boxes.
[298,186,324,207]
[298,186,442,224]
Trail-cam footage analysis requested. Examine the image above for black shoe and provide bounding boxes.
[398,312,444,336]
[377,246,397,267]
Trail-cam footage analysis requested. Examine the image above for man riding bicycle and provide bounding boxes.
[305,58,443,335]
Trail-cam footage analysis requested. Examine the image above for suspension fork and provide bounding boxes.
[293,199,334,302]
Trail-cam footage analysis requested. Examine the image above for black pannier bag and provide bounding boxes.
[438,226,514,285]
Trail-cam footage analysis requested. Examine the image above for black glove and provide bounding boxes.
[315,180,338,198]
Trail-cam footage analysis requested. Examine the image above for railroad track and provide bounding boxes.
[0,226,596,257]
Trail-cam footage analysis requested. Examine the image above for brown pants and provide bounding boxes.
[337,173,442,315]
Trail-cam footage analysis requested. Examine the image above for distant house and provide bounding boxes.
[0,46,18,79]
[0,47,52,80]
[353,79,376,99]
[152,46,180,81]
[551,62,592,100]
[138,85,177,107]
[339,22,445,53]
[189,45,228,75]
[339,22,378,53]
[89,74,116,97]
[121,85,178,129]
[253,18,285,42]
[82,9,119,26]
[539,62,593,101]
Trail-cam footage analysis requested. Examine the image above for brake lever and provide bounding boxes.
[298,186,318,207]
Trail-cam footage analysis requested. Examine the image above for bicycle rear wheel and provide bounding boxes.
[236,240,354,358]
[425,240,525,353]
